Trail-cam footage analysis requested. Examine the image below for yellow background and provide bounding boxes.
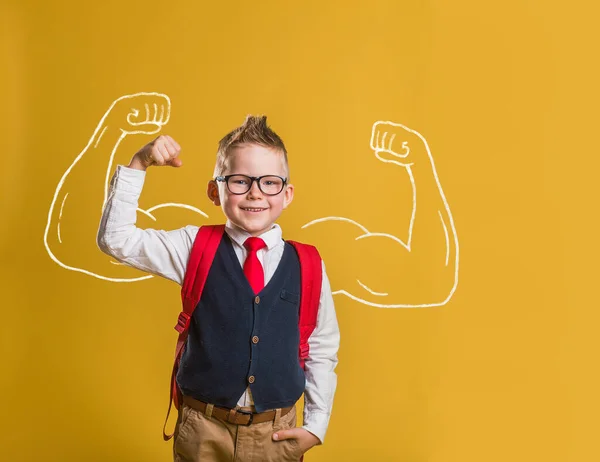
[1,0,598,461]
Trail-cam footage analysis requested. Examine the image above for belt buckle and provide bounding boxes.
[236,409,254,426]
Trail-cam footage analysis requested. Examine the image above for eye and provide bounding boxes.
[261,176,283,186]
[229,175,250,185]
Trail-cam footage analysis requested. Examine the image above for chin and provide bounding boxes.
[231,219,264,234]
[248,224,270,234]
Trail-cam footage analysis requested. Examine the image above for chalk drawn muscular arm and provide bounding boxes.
[45,95,458,306]
[43,93,207,282]
[301,122,459,308]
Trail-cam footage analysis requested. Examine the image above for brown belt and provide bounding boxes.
[182,395,294,426]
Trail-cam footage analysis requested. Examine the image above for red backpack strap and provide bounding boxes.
[163,224,225,441]
[287,241,323,369]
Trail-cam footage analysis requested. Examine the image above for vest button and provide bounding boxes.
[252,336,259,344]
[248,375,255,384]
[255,296,260,304]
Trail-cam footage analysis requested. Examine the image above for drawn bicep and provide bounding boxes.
[299,217,454,308]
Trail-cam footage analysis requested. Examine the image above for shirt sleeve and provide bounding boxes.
[96,165,198,285]
[301,260,340,444]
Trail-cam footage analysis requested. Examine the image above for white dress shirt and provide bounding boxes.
[97,165,340,443]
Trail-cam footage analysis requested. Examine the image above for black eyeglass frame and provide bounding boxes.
[215,174,288,196]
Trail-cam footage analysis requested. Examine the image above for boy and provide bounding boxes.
[97,115,340,461]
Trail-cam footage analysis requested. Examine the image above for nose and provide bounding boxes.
[246,179,263,199]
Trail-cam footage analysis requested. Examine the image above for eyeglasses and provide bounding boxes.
[215,174,288,196]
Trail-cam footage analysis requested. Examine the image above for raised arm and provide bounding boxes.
[96,136,200,285]
[300,121,459,308]
[44,92,208,282]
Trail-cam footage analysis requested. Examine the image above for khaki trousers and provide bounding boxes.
[172,402,303,462]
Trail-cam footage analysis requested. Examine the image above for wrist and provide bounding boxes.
[127,155,148,171]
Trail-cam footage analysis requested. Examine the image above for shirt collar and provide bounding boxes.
[224,220,282,251]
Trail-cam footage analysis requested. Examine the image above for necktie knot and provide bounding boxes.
[244,237,266,252]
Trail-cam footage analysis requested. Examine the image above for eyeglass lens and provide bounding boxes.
[227,175,284,195]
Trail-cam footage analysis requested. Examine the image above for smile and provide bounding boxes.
[241,207,267,212]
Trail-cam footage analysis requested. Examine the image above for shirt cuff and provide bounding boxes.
[112,164,146,194]
[302,411,331,444]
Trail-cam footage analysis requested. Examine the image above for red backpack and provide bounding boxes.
[163,224,323,440]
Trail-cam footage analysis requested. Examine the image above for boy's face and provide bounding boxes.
[207,144,294,236]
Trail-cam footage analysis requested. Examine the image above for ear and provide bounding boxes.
[282,183,294,209]
[207,180,221,206]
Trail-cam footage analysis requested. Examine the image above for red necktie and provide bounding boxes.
[243,237,267,294]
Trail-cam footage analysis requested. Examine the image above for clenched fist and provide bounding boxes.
[103,92,171,136]
[370,121,426,167]
[129,135,182,171]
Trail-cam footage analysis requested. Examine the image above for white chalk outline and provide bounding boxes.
[43,92,209,282]
[44,95,459,308]
[57,192,68,244]
[357,279,388,296]
[301,120,460,308]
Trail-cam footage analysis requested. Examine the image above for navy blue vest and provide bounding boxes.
[176,234,306,411]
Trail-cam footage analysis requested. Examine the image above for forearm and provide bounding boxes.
[302,360,338,444]
[406,163,457,266]
[97,165,146,255]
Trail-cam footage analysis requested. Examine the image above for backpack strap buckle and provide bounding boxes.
[299,342,310,359]
[174,312,191,333]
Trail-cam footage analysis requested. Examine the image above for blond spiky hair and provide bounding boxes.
[213,115,289,178]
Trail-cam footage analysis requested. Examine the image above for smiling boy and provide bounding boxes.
[208,143,293,237]
[97,115,340,462]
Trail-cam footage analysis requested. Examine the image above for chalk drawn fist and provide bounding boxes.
[105,92,171,136]
[370,121,426,167]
